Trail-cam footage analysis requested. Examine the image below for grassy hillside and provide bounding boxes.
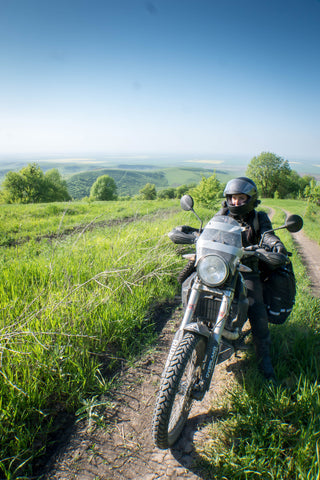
[66,168,168,198]
[0,159,242,199]
[158,166,230,187]
[66,166,233,199]
[1,197,319,478]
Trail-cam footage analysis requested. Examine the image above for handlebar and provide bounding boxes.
[242,245,291,268]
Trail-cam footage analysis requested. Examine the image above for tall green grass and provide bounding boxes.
[1,197,319,478]
[0,198,178,246]
[0,199,198,478]
[199,203,320,479]
[264,197,320,245]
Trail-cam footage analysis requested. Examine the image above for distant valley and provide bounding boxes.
[0,154,319,199]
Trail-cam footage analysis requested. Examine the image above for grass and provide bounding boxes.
[1,196,319,478]
[262,197,320,245]
[0,198,197,478]
[0,198,179,246]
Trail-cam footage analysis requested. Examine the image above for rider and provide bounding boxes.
[217,177,287,381]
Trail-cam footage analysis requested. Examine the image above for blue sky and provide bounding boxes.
[1,0,320,163]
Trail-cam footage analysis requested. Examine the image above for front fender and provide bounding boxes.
[184,322,210,338]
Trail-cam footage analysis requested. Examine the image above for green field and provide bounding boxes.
[65,166,235,199]
[0,159,249,201]
[0,197,320,478]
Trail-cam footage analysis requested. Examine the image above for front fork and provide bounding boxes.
[193,290,233,399]
[202,292,233,386]
[166,279,234,398]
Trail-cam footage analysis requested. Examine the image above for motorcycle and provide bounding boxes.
[152,195,303,449]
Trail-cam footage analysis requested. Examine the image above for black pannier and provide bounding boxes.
[261,261,296,325]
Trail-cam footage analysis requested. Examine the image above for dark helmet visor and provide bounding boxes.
[224,177,257,198]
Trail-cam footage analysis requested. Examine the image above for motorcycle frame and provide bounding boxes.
[177,275,236,397]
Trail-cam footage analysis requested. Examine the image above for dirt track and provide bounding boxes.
[45,303,247,480]
[291,229,320,297]
[44,219,320,480]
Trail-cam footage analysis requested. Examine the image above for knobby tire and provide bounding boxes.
[177,260,196,284]
[152,332,206,449]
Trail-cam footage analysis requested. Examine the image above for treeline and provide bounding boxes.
[0,163,71,204]
[246,152,318,200]
[1,152,320,205]
[138,152,320,206]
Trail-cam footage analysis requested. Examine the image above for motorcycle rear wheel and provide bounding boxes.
[152,332,207,449]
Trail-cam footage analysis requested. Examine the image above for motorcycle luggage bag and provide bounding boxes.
[262,262,296,325]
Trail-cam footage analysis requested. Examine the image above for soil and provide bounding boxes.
[290,228,320,297]
[43,218,320,480]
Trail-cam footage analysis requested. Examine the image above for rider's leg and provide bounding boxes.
[244,273,276,381]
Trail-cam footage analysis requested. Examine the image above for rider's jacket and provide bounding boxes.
[216,202,285,271]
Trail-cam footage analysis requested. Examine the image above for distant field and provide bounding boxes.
[0,158,244,199]
[65,166,239,199]
[159,166,233,187]
[3,156,319,202]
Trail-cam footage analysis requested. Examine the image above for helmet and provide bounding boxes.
[223,177,259,216]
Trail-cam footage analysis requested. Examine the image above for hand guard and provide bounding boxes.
[168,225,199,244]
[178,225,199,234]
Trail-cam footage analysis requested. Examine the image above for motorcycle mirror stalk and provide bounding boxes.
[180,194,203,231]
[259,214,303,247]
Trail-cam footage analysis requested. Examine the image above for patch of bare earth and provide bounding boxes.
[290,229,320,297]
[282,208,320,297]
[44,219,320,480]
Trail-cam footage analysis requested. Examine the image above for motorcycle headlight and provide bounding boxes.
[197,255,229,286]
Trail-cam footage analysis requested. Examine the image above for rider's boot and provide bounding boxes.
[254,334,276,382]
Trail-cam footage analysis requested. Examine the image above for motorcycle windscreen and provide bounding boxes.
[196,216,243,272]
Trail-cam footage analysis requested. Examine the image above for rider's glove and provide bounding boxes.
[273,242,287,255]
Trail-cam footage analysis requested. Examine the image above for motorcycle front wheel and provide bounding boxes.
[152,332,207,449]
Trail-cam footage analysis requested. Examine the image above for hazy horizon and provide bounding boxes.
[0,151,319,177]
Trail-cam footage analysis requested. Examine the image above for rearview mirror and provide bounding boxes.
[259,213,303,247]
[180,194,203,231]
[180,195,194,211]
[285,214,303,233]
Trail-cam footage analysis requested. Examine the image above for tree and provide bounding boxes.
[278,170,315,199]
[158,187,176,199]
[246,152,291,198]
[139,183,157,200]
[2,171,28,203]
[190,173,224,208]
[304,178,320,205]
[175,183,197,199]
[298,175,315,199]
[90,175,118,201]
[2,163,71,203]
[43,169,71,202]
